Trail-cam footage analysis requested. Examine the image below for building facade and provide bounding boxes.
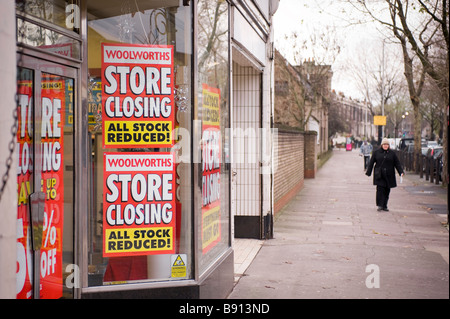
[273,50,330,158]
[0,0,279,299]
[330,91,377,144]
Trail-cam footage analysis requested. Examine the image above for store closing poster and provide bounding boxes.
[201,84,221,253]
[101,43,175,149]
[16,75,65,299]
[103,153,176,257]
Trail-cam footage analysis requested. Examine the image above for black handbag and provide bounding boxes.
[374,156,387,180]
[374,167,382,180]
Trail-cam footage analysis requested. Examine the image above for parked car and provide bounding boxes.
[426,146,444,181]
[405,143,426,154]
[400,138,427,152]
[426,146,443,159]
[421,146,429,156]
[436,149,444,182]
[426,141,439,148]
[406,144,415,153]
[405,144,425,154]
[434,147,443,160]
[400,138,414,150]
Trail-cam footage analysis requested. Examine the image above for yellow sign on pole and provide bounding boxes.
[374,116,387,126]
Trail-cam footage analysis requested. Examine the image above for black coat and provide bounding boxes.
[366,148,404,188]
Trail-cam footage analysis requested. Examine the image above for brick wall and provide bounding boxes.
[304,131,318,178]
[273,130,304,216]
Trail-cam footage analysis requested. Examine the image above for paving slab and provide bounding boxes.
[229,149,449,299]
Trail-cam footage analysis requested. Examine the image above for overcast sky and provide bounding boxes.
[273,0,391,101]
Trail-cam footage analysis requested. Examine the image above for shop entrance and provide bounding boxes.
[16,54,76,299]
[231,58,263,239]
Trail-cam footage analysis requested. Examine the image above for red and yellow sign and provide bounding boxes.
[16,74,65,299]
[201,84,221,253]
[101,43,175,148]
[103,153,176,257]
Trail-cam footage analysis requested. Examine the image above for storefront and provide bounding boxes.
[0,0,278,299]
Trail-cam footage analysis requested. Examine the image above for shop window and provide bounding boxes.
[197,0,230,275]
[86,0,193,286]
[16,66,75,299]
[17,18,81,59]
[16,0,81,59]
[16,0,80,33]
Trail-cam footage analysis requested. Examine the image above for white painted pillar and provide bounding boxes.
[0,0,18,299]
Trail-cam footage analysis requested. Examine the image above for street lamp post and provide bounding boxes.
[401,111,409,135]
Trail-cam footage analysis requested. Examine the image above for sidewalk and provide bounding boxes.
[233,238,264,283]
[229,149,449,299]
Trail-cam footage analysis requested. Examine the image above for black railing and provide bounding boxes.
[395,150,443,185]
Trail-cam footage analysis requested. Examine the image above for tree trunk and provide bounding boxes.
[412,101,422,172]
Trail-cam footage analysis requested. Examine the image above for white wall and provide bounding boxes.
[0,0,18,299]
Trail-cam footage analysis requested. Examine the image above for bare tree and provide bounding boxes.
[274,49,320,131]
[197,0,228,76]
[282,25,341,67]
[276,27,340,131]
[384,96,412,137]
[348,0,448,186]
[390,3,428,167]
[329,97,351,136]
[346,40,404,117]
[410,0,449,98]
[421,76,446,140]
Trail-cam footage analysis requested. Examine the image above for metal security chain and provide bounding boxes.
[0,108,18,202]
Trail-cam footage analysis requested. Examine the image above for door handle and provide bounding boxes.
[29,191,45,299]
[29,192,45,251]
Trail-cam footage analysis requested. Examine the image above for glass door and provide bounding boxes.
[16,55,76,299]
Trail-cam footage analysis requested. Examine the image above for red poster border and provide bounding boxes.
[102,152,176,258]
[101,43,175,149]
[201,84,222,254]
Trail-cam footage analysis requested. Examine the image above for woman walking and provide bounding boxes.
[366,138,404,211]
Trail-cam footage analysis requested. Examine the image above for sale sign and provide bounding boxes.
[101,43,175,148]
[16,74,65,299]
[201,84,221,253]
[39,76,65,299]
[103,152,176,257]
[16,77,33,299]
